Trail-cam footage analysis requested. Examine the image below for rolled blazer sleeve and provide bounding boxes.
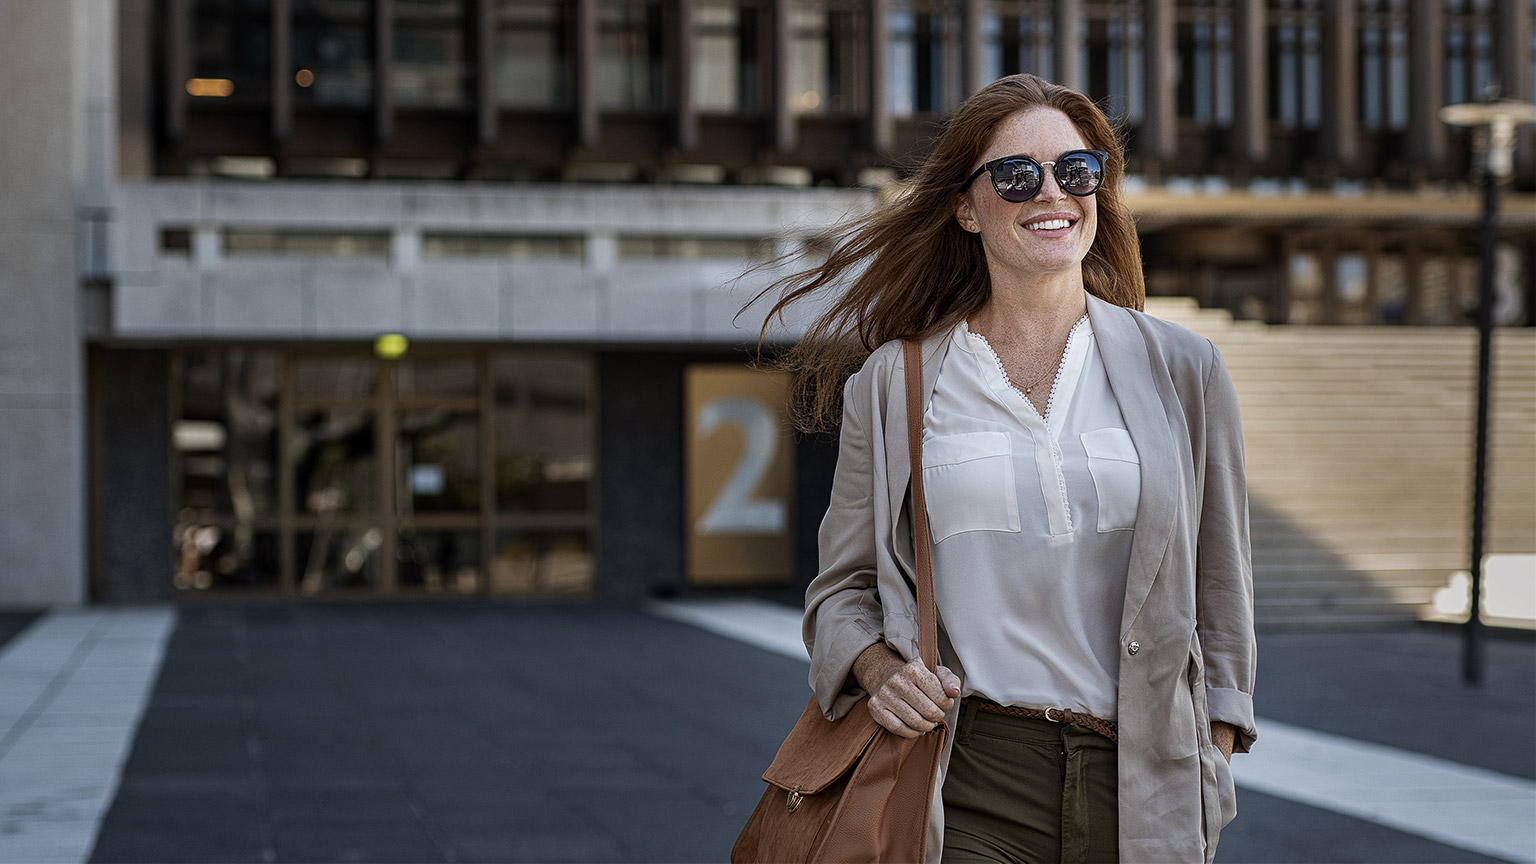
[803,372,886,720]
[1196,343,1259,752]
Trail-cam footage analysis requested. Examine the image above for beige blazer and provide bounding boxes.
[803,292,1258,863]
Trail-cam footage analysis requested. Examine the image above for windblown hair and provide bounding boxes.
[755,73,1145,432]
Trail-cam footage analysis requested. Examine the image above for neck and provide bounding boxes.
[971,267,1088,342]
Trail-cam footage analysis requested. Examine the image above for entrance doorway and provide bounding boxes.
[171,347,593,597]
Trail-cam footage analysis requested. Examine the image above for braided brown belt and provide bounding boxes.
[967,698,1119,744]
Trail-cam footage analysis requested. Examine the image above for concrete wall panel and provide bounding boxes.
[606,288,697,339]
[114,266,202,334]
[306,262,402,336]
[208,262,306,335]
[505,263,599,338]
[93,348,171,602]
[0,405,84,605]
[0,1,75,224]
[412,261,500,336]
[211,184,407,226]
[0,231,79,397]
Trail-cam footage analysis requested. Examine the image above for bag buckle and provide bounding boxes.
[786,785,804,813]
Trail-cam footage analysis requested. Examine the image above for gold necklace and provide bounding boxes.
[1016,319,1078,397]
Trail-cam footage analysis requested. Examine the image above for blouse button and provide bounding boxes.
[1127,640,1141,656]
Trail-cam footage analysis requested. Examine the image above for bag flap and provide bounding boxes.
[762,696,882,794]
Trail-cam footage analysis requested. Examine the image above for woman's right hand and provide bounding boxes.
[852,644,962,739]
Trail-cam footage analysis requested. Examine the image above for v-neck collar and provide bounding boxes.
[957,314,1091,439]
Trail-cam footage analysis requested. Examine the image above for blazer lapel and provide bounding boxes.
[884,328,955,552]
[1086,295,1180,638]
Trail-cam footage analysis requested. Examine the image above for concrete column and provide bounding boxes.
[771,0,794,151]
[867,0,892,153]
[673,0,698,151]
[375,0,395,143]
[1407,0,1446,170]
[1232,0,1267,165]
[273,0,292,141]
[961,0,987,95]
[165,0,190,141]
[1321,0,1358,166]
[1142,0,1177,165]
[0,0,88,604]
[118,0,155,177]
[1053,0,1082,90]
[477,0,496,145]
[574,0,599,149]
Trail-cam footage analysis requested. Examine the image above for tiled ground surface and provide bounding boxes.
[67,601,1536,864]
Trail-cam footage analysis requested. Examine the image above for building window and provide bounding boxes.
[393,0,471,109]
[598,1,668,110]
[192,0,272,104]
[224,230,391,257]
[617,235,774,260]
[422,233,585,259]
[1444,0,1496,105]
[492,353,594,595]
[495,0,568,108]
[1177,0,1232,127]
[790,3,859,114]
[1086,0,1143,121]
[693,2,762,112]
[983,1,1056,84]
[890,2,960,117]
[293,0,373,107]
[1268,0,1322,129]
[1360,0,1410,132]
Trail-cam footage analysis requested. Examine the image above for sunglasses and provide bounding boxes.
[963,149,1110,202]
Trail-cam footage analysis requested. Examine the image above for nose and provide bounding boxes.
[1034,163,1068,202]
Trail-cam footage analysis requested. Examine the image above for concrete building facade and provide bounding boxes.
[1,0,1532,606]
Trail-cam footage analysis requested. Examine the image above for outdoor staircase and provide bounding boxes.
[1144,297,1536,630]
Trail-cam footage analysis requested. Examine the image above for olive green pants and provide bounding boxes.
[942,700,1119,864]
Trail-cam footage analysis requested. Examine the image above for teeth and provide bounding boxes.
[1025,218,1070,231]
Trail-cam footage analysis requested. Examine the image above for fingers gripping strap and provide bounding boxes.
[903,340,939,672]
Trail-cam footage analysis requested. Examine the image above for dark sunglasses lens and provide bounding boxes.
[1057,152,1105,195]
[992,159,1043,202]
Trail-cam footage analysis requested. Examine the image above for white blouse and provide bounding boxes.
[922,314,1139,719]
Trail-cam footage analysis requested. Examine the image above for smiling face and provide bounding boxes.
[955,106,1100,286]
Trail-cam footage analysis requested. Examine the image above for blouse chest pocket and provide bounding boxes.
[920,431,1022,543]
[1080,427,1141,533]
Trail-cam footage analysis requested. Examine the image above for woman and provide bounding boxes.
[760,74,1257,863]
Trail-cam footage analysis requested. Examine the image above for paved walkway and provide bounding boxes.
[0,608,175,864]
[657,599,1536,863]
[0,601,1531,863]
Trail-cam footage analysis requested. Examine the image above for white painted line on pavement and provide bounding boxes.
[0,607,178,864]
[653,598,1536,863]
[650,598,809,662]
[1232,719,1536,864]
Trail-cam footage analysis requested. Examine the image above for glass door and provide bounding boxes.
[285,354,387,595]
[394,355,484,594]
[283,352,486,595]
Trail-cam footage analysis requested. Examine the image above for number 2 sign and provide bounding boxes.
[685,365,795,585]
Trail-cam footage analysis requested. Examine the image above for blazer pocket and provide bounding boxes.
[1080,427,1141,533]
[921,431,1021,543]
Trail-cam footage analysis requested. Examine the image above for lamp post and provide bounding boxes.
[1438,96,1536,686]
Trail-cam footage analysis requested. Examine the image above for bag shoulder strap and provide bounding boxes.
[902,340,938,672]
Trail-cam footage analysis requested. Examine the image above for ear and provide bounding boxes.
[954,194,979,233]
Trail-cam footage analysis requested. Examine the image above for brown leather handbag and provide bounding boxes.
[732,341,946,864]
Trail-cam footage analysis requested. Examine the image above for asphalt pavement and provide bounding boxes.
[0,602,1531,863]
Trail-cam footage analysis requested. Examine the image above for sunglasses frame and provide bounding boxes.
[963,149,1111,203]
